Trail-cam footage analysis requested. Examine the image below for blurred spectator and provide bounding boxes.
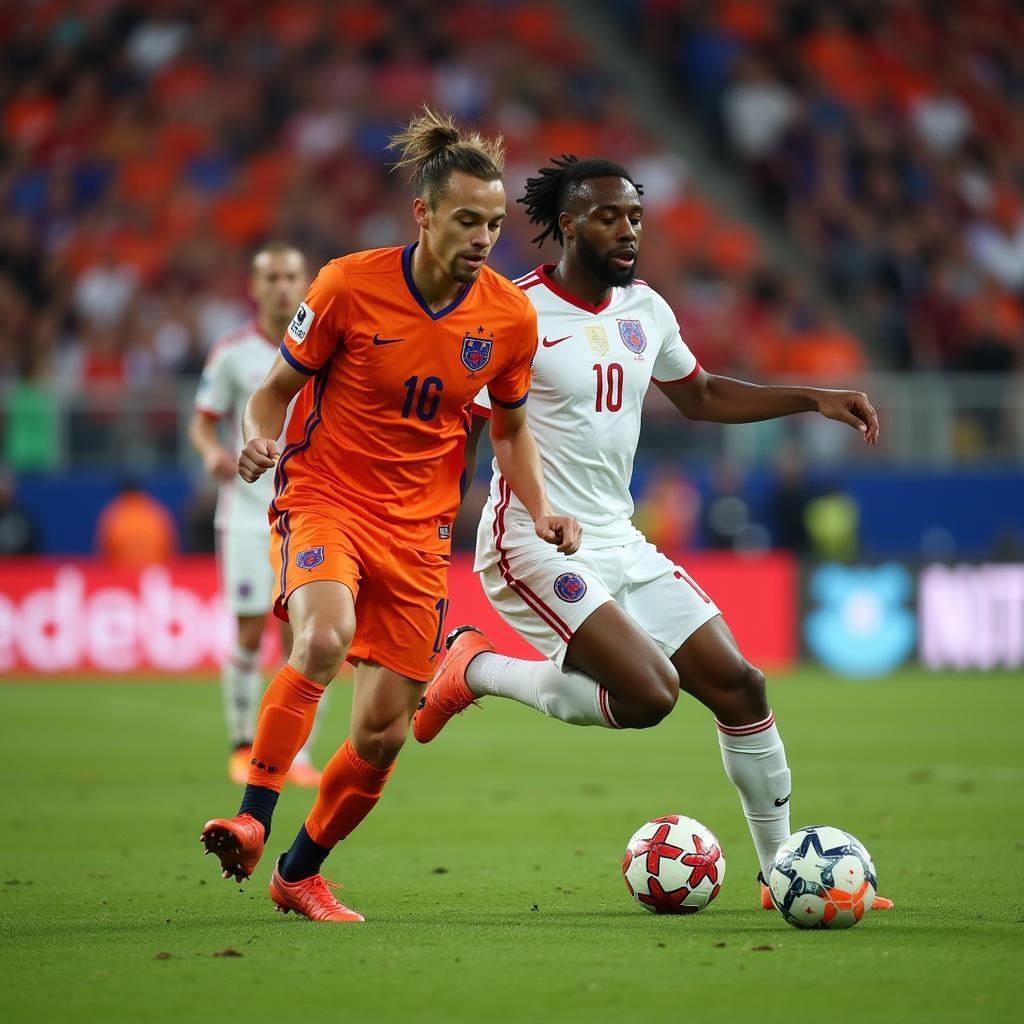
[769,448,815,555]
[0,469,38,556]
[629,0,1024,388]
[95,479,177,568]
[2,349,60,471]
[804,487,860,562]
[700,460,770,552]
[0,0,864,449]
[633,465,701,552]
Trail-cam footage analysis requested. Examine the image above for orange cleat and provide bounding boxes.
[201,813,265,882]
[760,881,894,911]
[413,625,493,744]
[286,759,322,788]
[228,745,252,786]
[269,859,364,922]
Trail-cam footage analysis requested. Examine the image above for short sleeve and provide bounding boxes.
[651,292,700,384]
[279,261,348,375]
[486,302,536,409]
[193,344,233,417]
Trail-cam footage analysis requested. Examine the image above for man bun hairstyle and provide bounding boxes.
[388,106,505,209]
[519,155,643,247]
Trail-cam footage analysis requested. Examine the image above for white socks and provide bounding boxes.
[222,644,262,747]
[465,653,792,877]
[223,643,324,763]
[716,712,792,880]
[465,652,619,728]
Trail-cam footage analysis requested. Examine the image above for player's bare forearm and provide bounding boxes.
[242,386,289,446]
[489,409,550,522]
[188,411,221,460]
[238,355,309,482]
[657,372,879,444]
[188,412,235,482]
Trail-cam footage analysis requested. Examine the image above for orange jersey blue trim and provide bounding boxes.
[272,245,535,552]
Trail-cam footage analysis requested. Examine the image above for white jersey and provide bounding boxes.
[193,321,286,535]
[475,265,699,567]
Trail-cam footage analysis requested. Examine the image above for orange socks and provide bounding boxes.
[247,664,326,792]
[305,739,394,848]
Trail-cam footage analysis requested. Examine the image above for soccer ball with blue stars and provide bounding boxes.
[767,825,878,929]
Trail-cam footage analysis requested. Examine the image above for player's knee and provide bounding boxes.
[236,617,264,651]
[716,660,767,717]
[352,717,408,768]
[292,620,352,680]
[623,662,679,729]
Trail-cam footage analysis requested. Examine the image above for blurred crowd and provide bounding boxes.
[622,0,1024,375]
[0,0,874,427]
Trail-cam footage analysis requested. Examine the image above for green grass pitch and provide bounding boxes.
[2,668,1022,1023]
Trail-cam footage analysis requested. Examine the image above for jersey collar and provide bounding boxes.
[536,264,613,314]
[402,242,475,320]
[251,320,277,346]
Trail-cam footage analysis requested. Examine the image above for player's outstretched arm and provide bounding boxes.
[188,411,236,482]
[656,370,879,445]
[238,354,309,483]
[489,404,582,554]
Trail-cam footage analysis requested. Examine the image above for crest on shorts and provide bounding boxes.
[554,572,588,603]
[296,546,324,571]
[461,334,492,372]
[617,318,647,354]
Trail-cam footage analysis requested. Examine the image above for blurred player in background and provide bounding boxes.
[189,242,322,789]
[415,155,892,911]
[199,109,581,922]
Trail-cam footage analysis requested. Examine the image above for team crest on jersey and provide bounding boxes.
[617,319,647,354]
[554,572,588,603]
[296,546,324,571]
[461,334,492,372]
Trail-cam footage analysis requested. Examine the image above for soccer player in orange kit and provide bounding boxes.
[199,108,581,922]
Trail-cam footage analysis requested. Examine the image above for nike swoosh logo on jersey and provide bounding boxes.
[541,335,572,347]
[774,794,791,807]
[372,333,406,345]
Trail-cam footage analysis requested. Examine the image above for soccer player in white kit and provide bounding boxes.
[414,156,892,910]
[189,241,323,788]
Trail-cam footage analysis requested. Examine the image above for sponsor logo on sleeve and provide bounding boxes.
[287,303,315,343]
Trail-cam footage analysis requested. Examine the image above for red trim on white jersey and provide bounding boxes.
[653,362,702,386]
[716,711,776,736]
[194,405,224,420]
[535,264,612,314]
[492,476,573,643]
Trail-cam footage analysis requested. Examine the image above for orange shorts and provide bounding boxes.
[270,507,450,682]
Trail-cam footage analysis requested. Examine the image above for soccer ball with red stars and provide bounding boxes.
[622,815,726,915]
[767,825,877,929]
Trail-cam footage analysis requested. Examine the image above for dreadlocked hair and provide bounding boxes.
[518,155,643,247]
[387,106,505,209]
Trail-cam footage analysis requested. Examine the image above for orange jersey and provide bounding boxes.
[273,245,535,551]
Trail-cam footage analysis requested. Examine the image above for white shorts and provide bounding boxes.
[479,537,721,668]
[216,529,275,617]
